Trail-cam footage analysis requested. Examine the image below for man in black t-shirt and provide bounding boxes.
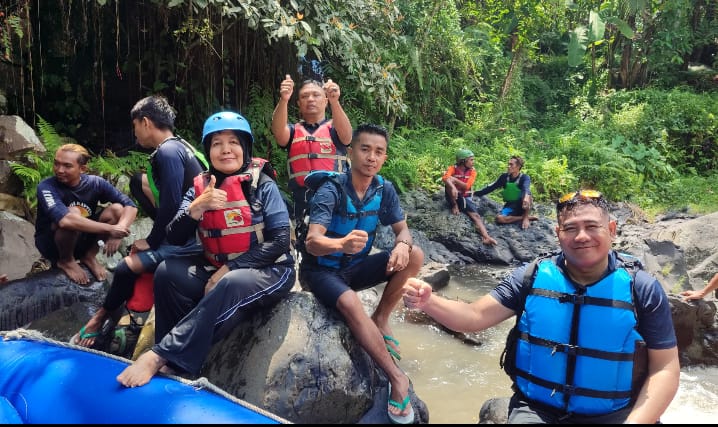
[35,143,137,285]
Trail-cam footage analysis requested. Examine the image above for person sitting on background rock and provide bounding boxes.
[34,143,137,285]
[116,111,295,387]
[404,189,679,424]
[299,124,425,424]
[73,95,207,348]
[681,272,718,301]
[442,148,497,246]
[473,155,537,230]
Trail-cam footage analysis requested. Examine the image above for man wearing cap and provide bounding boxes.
[442,149,497,245]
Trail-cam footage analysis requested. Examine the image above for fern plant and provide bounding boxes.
[9,115,64,211]
[9,115,149,214]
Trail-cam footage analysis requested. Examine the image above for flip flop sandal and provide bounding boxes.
[387,383,414,424]
[78,325,101,340]
[383,335,402,361]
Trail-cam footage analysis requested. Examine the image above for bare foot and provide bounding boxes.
[57,259,90,285]
[522,219,531,230]
[483,236,497,246]
[117,350,167,388]
[81,255,107,282]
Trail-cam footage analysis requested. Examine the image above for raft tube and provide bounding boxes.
[0,331,288,424]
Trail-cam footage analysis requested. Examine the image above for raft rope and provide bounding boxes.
[0,329,292,424]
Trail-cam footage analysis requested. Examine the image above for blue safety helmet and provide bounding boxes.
[201,111,254,169]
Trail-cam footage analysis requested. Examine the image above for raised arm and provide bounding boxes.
[324,78,352,146]
[271,74,294,148]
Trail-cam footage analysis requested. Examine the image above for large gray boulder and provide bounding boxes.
[0,211,42,281]
[0,115,45,160]
[398,190,559,266]
[202,290,429,424]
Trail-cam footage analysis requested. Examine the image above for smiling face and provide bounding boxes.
[349,131,388,179]
[53,149,86,187]
[556,203,617,277]
[208,130,245,174]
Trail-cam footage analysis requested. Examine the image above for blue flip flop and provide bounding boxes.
[387,383,414,424]
[383,335,401,361]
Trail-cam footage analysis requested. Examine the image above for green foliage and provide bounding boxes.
[9,116,64,210]
[88,150,147,194]
[643,173,718,216]
[598,89,718,174]
[9,116,149,214]
[529,156,576,201]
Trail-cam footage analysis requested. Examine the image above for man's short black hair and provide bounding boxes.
[130,95,176,131]
[351,123,389,146]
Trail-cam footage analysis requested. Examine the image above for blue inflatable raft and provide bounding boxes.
[0,330,288,424]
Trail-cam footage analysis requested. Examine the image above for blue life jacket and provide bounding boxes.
[298,170,384,269]
[503,252,647,416]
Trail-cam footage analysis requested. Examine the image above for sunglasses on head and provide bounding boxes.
[558,189,602,204]
[556,190,606,212]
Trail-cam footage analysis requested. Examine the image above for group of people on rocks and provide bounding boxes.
[30,72,683,424]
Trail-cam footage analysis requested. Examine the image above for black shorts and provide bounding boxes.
[299,251,392,307]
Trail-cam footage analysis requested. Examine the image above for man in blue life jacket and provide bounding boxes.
[403,189,679,424]
[473,155,537,230]
[299,124,424,424]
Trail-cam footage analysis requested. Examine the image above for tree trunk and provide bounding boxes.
[500,33,521,99]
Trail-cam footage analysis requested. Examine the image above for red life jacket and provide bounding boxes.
[288,121,348,187]
[193,159,267,267]
[452,165,473,197]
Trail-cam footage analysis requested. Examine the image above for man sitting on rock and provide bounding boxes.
[299,124,424,424]
[34,143,137,285]
[442,148,497,245]
[473,155,537,230]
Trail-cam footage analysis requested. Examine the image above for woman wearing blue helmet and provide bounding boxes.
[117,111,296,387]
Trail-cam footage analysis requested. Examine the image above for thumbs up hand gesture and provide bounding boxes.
[324,78,340,102]
[279,74,294,102]
[189,175,227,219]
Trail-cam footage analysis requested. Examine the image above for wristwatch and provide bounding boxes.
[395,239,413,253]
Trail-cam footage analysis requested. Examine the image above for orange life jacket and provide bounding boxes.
[287,121,348,188]
[451,165,473,197]
[193,160,267,267]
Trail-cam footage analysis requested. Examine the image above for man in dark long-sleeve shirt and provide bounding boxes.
[74,96,206,348]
